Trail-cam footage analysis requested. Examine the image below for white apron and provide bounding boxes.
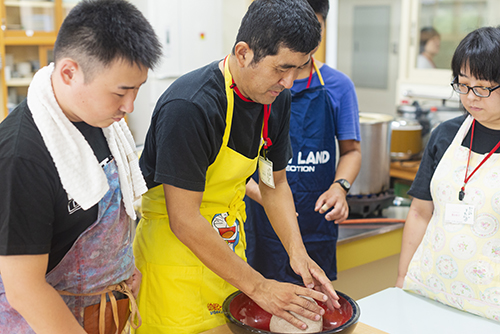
[404,115,500,322]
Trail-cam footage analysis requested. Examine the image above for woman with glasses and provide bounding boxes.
[396,26,500,322]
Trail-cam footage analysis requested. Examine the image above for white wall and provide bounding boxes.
[325,0,339,68]
[128,0,251,145]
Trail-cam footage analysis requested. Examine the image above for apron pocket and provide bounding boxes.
[144,263,203,327]
[83,297,130,334]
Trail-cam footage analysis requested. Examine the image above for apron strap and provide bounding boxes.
[307,58,325,88]
[223,55,267,152]
[223,56,235,147]
[313,60,325,86]
[58,281,141,334]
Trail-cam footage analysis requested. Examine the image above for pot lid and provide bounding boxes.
[359,112,393,124]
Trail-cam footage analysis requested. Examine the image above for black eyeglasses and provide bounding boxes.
[451,77,500,98]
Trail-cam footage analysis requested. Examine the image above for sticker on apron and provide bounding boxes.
[445,203,475,225]
[212,212,240,251]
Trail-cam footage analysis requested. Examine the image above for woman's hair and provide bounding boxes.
[451,26,500,84]
[419,27,440,54]
[233,0,321,64]
[54,0,162,83]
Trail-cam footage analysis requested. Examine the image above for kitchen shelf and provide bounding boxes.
[5,1,55,9]
[4,0,56,32]
[0,0,78,121]
[7,77,32,86]
[4,32,56,44]
[389,160,420,181]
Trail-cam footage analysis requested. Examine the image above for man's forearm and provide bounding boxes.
[6,280,86,334]
[259,174,306,258]
[0,254,87,334]
[334,146,361,185]
[245,178,263,205]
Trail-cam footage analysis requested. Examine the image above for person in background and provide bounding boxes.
[245,0,361,285]
[133,1,340,333]
[417,27,441,69]
[0,1,162,333]
[397,26,500,322]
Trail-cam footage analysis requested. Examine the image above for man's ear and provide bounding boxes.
[56,58,80,85]
[233,41,254,68]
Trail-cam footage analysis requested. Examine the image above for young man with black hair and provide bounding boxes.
[134,0,340,333]
[0,0,162,333]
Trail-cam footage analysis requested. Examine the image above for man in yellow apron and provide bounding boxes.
[134,1,340,333]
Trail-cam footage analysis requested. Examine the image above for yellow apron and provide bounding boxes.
[404,115,500,322]
[133,57,263,334]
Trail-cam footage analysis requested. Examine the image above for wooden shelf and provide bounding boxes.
[5,1,55,9]
[5,32,56,45]
[7,77,32,86]
[389,160,420,181]
[0,0,71,121]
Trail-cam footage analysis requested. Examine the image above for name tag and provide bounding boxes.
[445,203,475,225]
[258,156,275,189]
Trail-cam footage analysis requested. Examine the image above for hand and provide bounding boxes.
[250,279,331,331]
[395,275,405,289]
[315,185,349,223]
[289,253,340,311]
[124,267,142,299]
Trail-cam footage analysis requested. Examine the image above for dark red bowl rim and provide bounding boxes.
[222,290,361,334]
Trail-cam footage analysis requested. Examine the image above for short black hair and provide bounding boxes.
[54,0,162,82]
[233,0,321,64]
[307,0,329,21]
[451,26,500,84]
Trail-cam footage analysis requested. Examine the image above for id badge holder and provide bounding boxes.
[258,149,275,189]
[444,203,475,225]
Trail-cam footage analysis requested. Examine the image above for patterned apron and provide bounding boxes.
[0,159,135,333]
[404,115,500,322]
[246,60,339,283]
[133,57,263,334]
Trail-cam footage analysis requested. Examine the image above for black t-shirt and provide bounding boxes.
[140,60,293,191]
[0,100,111,272]
[409,114,500,200]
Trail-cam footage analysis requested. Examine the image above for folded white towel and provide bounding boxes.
[28,63,147,220]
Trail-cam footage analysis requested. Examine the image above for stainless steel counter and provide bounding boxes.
[338,222,404,245]
[338,206,409,245]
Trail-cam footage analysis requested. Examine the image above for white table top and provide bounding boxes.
[357,287,500,334]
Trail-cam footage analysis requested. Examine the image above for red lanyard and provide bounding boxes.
[230,80,252,102]
[306,58,315,89]
[223,56,273,150]
[459,119,500,200]
[230,78,272,150]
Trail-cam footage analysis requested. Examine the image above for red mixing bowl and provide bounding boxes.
[222,290,360,334]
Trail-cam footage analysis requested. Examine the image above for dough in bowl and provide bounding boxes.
[269,296,323,333]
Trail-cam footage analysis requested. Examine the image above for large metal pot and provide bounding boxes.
[350,112,393,195]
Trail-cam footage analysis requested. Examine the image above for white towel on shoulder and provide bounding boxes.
[27,63,147,220]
